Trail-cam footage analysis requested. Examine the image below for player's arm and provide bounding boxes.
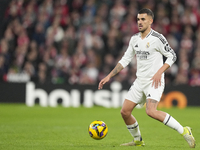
[98,63,124,90]
[152,34,177,89]
[159,34,177,67]
[98,37,135,90]
[151,63,170,89]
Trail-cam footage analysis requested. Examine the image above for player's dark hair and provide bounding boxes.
[138,8,154,20]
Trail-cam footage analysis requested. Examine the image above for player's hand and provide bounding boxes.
[151,72,162,89]
[98,76,110,90]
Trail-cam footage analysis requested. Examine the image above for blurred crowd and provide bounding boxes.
[0,0,200,86]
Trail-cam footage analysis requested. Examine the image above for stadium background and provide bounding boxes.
[0,1,200,150]
[0,0,200,107]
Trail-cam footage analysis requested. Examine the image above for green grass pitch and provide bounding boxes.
[0,104,199,150]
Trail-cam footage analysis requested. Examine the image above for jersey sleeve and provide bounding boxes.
[118,37,135,68]
[157,35,177,67]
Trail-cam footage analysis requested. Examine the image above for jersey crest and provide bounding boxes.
[146,42,150,48]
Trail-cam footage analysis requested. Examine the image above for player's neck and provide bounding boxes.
[140,27,152,39]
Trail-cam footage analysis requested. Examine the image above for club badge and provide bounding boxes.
[146,42,150,48]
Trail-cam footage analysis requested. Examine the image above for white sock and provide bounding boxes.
[163,113,184,134]
[127,121,142,141]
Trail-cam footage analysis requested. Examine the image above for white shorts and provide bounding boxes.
[125,78,164,106]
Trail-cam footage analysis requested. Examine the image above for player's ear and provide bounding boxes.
[149,18,153,25]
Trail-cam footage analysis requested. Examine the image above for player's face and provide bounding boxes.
[137,13,153,33]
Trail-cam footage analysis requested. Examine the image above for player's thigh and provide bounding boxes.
[146,99,159,111]
[122,81,143,112]
[125,79,144,104]
[121,99,137,113]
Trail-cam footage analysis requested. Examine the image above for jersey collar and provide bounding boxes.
[139,29,153,39]
[146,29,153,38]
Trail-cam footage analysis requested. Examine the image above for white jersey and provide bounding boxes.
[119,29,176,81]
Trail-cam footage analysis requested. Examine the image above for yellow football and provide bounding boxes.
[88,120,108,140]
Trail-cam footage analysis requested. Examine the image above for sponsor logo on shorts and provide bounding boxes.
[147,94,151,97]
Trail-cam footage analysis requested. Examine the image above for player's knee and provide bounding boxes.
[146,109,156,118]
[120,109,131,118]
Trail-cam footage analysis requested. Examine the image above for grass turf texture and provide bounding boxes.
[0,104,199,150]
